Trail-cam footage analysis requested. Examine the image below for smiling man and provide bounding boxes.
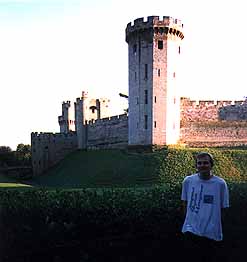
[181,152,229,262]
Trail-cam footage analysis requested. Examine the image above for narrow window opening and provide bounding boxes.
[136,97,139,105]
[158,69,160,77]
[144,115,148,129]
[145,90,148,104]
[155,96,157,103]
[173,72,176,78]
[154,121,156,128]
[178,46,181,54]
[145,64,148,79]
[158,40,163,50]
[133,44,137,55]
[135,71,137,81]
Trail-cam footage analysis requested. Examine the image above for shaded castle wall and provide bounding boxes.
[31,132,77,176]
[86,114,128,149]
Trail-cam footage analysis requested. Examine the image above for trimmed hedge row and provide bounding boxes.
[0,184,247,261]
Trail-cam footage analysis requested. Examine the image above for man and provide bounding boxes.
[181,152,229,261]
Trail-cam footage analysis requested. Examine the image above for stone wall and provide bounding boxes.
[87,114,128,149]
[180,121,247,147]
[180,97,247,124]
[31,132,77,176]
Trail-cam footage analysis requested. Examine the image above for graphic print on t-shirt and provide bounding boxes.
[203,195,214,204]
[189,184,204,214]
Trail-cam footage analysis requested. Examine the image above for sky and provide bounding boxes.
[0,0,247,150]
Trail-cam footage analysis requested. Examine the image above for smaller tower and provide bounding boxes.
[75,91,88,149]
[58,101,75,133]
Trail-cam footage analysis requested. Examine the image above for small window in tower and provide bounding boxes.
[173,72,176,78]
[144,115,148,129]
[178,46,181,54]
[158,69,160,77]
[136,97,139,105]
[145,90,148,104]
[133,44,137,55]
[145,64,148,79]
[155,96,157,103]
[158,40,163,50]
[135,71,137,81]
[154,121,156,128]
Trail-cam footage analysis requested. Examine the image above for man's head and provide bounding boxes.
[195,152,214,179]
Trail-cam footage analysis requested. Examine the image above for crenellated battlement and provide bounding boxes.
[126,16,184,42]
[181,97,246,107]
[87,114,128,126]
[31,131,76,141]
[62,101,71,106]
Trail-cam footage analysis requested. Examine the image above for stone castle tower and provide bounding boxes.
[126,16,184,146]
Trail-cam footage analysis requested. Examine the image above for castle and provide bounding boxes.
[31,16,247,176]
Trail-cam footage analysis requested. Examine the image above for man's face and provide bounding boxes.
[196,155,212,177]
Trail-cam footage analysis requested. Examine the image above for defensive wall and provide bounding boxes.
[86,114,128,149]
[180,98,247,147]
[180,97,247,123]
[31,114,128,175]
[31,132,77,176]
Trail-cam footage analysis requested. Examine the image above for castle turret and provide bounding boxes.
[75,91,88,149]
[58,101,75,133]
[126,16,184,146]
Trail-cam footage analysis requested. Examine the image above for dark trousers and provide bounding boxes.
[183,232,224,262]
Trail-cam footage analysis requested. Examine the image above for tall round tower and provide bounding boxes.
[126,16,184,146]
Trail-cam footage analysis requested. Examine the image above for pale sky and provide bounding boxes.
[0,0,246,150]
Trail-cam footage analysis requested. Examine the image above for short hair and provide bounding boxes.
[196,152,214,167]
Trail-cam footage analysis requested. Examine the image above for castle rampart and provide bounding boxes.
[31,131,77,176]
[87,114,128,149]
[180,97,247,124]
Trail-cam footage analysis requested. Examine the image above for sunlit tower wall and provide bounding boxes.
[126,16,184,146]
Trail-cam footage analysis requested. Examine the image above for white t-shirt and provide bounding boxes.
[181,173,229,241]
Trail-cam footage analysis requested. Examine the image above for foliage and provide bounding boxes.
[0,144,31,168]
[15,143,31,165]
[0,183,247,261]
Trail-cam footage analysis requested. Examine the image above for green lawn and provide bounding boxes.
[0,173,33,188]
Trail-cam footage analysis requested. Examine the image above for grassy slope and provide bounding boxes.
[1,147,247,189]
[30,150,160,188]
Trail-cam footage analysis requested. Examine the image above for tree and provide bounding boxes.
[0,146,13,167]
[0,146,12,154]
[16,144,31,165]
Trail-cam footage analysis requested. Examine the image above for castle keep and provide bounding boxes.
[31,16,247,175]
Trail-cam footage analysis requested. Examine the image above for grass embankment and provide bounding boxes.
[1,147,247,189]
